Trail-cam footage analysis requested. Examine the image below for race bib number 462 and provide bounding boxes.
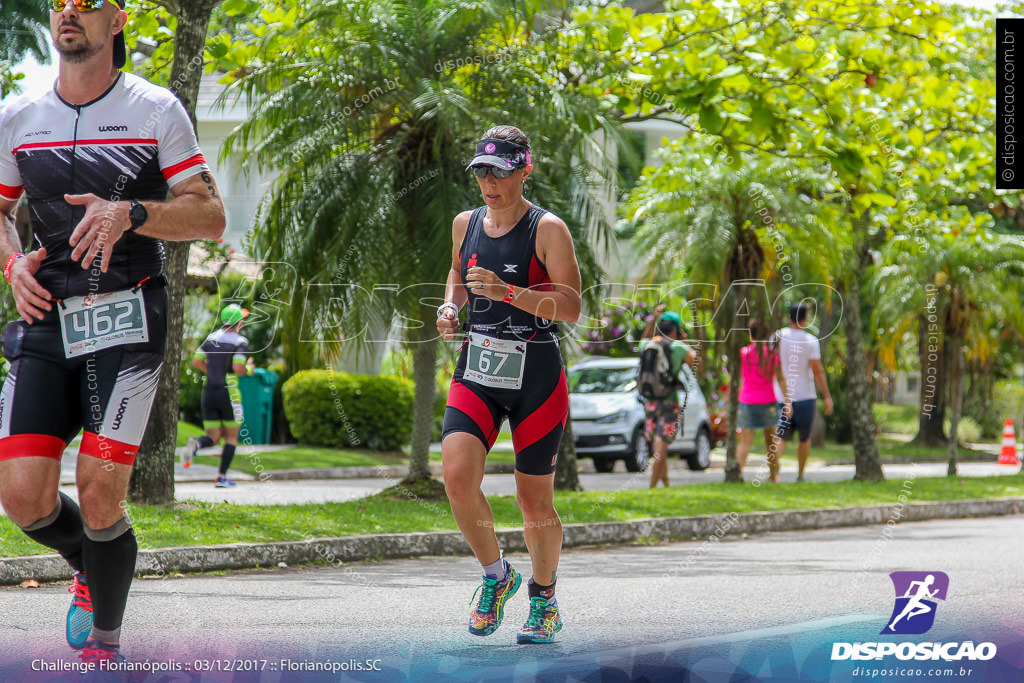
[60,288,149,359]
[463,332,527,390]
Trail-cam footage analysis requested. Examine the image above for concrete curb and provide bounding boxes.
[262,462,518,480]
[220,456,708,481]
[1,497,1020,585]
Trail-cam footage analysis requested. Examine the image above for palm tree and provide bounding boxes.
[223,0,618,484]
[626,151,836,482]
[0,0,50,64]
[0,0,51,98]
[874,217,1024,475]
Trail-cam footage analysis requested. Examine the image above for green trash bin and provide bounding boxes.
[237,368,278,445]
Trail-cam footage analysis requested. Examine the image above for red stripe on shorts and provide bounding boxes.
[512,369,568,452]
[0,434,66,460]
[80,431,138,466]
[448,382,499,448]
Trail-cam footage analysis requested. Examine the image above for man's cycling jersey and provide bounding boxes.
[195,329,249,391]
[0,72,209,299]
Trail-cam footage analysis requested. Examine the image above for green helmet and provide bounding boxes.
[220,304,249,326]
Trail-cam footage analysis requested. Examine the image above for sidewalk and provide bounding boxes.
[57,441,721,486]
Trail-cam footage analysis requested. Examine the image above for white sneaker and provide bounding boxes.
[181,436,200,468]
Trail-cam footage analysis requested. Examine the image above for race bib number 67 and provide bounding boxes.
[60,288,149,359]
[463,332,527,390]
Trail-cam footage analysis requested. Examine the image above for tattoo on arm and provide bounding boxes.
[201,172,218,198]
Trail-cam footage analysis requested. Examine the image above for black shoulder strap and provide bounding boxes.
[461,207,487,261]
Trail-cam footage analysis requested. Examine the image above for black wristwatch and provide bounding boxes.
[127,200,147,233]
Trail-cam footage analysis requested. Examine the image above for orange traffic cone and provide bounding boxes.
[999,419,1021,466]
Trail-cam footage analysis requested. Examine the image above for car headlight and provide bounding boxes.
[595,410,629,424]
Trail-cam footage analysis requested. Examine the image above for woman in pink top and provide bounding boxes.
[736,322,792,481]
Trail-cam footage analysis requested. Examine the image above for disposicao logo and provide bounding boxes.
[831,571,997,662]
[882,571,948,635]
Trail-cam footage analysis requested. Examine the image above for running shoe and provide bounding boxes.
[181,436,200,468]
[66,572,93,649]
[79,640,125,665]
[468,561,521,636]
[517,594,562,644]
[214,475,237,488]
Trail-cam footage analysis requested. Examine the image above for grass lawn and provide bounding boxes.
[176,421,206,448]
[1,475,1020,558]
[872,403,920,435]
[808,438,992,464]
[188,442,519,473]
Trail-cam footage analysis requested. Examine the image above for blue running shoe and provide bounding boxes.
[214,475,237,488]
[66,572,93,649]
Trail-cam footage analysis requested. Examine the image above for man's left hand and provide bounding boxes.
[66,193,132,273]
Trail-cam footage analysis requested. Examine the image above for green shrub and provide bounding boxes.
[282,370,414,451]
[433,384,449,442]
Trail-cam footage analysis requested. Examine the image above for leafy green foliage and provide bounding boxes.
[0,0,50,64]
[282,370,414,451]
[580,301,660,357]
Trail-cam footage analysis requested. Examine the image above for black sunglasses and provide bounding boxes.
[472,166,517,179]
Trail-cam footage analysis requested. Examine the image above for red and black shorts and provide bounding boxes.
[442,340,567,476]
[0,287,167,467]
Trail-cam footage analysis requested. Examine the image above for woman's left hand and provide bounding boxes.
[464,266,509,301]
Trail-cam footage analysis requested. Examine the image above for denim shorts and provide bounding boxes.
[737,401,779,429]
[777,398,816,443]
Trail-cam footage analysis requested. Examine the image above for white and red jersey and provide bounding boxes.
[0,72,209,299]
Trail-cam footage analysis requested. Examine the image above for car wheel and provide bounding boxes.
[593,457,616,473]
[686,427,712,471]
[624,426,650,473]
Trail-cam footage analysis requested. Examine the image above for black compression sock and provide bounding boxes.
[528,578,556,599]
[82,520,138,639]
[198,435,215,448]
[21,491,85,573]
[219,444,236,475]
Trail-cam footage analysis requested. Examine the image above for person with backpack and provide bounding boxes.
[638,310,696,488]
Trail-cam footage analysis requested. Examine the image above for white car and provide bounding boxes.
[568,355,713,473]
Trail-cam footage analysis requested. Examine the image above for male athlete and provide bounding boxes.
[0,0,225,663]
[185,304,254,487]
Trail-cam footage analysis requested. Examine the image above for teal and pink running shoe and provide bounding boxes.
[517,594,563,644]
[468,561,521,636]
[66,571,93,649]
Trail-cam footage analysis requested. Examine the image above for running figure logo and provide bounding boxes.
[881,571,949,635]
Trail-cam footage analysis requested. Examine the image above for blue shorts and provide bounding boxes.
[737,402,779,430]
[777,398,816,443]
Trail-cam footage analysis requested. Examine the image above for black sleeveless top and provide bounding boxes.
[460,204,558,342]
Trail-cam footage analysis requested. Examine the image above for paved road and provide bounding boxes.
[0,516,1020,681]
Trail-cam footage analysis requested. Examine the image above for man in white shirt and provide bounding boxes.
[772,303,834,481]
